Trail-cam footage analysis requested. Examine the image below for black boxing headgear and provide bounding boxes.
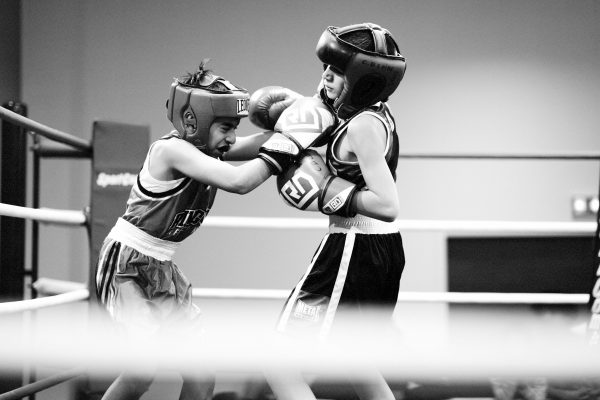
[316,23,406,119]
[166,67,249,149]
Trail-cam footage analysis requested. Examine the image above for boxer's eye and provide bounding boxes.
[323,64,343,75]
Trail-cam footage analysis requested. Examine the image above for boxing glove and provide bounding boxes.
[277,149,358,217]
[258,97,336,174]
[248,86,303,130]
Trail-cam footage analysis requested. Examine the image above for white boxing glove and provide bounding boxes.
[258,97,336,174]
[276,149,358,217]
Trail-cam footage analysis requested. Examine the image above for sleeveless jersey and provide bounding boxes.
[121,136,217,242]
[276,102,405,340]
[326,102,399,187]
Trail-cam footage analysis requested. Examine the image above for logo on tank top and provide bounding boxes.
[165,209,207,241]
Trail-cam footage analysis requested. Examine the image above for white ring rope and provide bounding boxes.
[193,288,589,304]
[398,150,600,160]
[33,278,86,296]
[0,289,89,314]
[203,216,329,229]
[193,288,290,300]
[14,280,588,313]
[0,202,87,226]
[1,287,593,379]
[1,287,587,316]
[31,279,591,305]
[393,219,596,234]
[0,303,597,379]
[395,291,589,304]
[1,203,594,234]
[203,216,596,234]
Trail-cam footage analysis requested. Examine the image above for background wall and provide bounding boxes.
[5,0,600,398]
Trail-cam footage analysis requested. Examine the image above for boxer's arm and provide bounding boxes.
[154,138,273,194]
[223,131,274,161]
[347,115,399,222]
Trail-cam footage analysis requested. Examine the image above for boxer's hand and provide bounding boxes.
[258,97,336,174]
[248,86,303,130]
[276,149,358,217]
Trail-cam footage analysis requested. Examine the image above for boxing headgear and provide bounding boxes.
[166,73,250,149]
[316,23,406,119]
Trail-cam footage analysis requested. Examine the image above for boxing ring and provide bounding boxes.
[1,103,600,400]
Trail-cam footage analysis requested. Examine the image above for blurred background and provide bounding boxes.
[1,0,599,398]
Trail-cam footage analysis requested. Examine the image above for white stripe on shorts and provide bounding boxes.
[318,232,355,340]
[276,234,330,333]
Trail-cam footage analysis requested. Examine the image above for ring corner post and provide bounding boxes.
[0,101,28,301]
[0,101,28,397]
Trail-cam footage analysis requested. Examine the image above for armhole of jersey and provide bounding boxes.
[330,111,391,165]
[137,140,191,198]
[136,175,191,199]
[368,111,393,157]
[330,120,350,165]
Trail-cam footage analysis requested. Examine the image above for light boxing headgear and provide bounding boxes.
[166,70,250,149]
[316,23,406,119]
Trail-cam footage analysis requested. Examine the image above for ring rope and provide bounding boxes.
[0,289,89,314]
[2,283,587,316]
[26,279,591,306]
[193,288,290,300]
[395,291,589,304]
[398,151,600,160]
[0,367,85,400]
[203,216,329,229]
[0,312,596,380]
[32,142,91,159]
[0,202,87,226]
[1,206,593,234]
[0,106,92,152]
[32,278,86,296]
[202,216,595,234]
[192,288,589,304]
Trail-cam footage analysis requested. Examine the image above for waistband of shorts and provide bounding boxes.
[108,218,180,261]
[328,214,400,234]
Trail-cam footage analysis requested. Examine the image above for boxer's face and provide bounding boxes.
[322,64,344,100]
[206,117,239,158]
